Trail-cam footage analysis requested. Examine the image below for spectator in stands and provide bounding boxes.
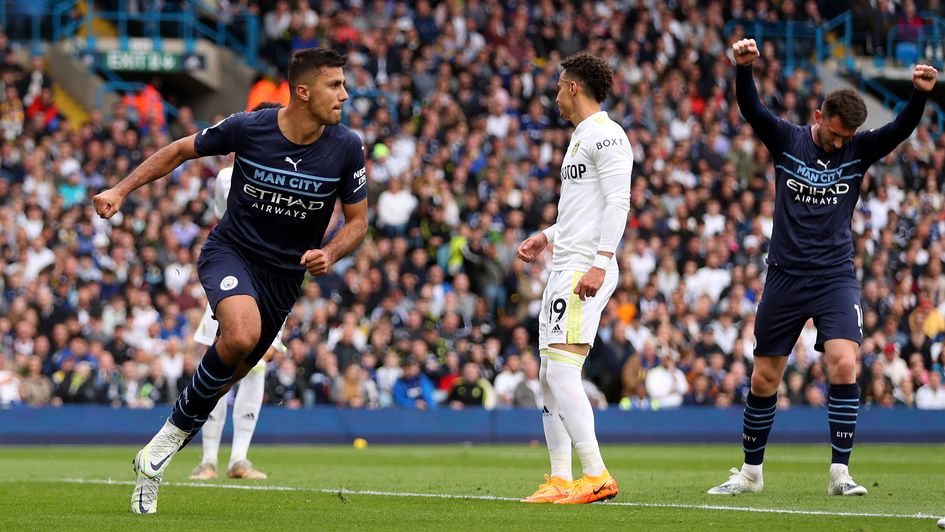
[684,374,713,406]
[493,354,523,408]
[644,351,689,408]
[334,363,379,409]
[447,362,494,410]
[392,358,436,410]
[376,176,417,237]
[916,370,945,409]
[55,360,97,404]
[0,85,24,142]
[266,358,306,409]
[0,354,22,406]
[375,350,403,408]
[19,355,52,406]
[513,354,541,409]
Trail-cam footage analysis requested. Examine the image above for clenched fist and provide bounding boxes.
[732,38,760,67]
[300,248,334,276]
[93,188,125,219]
[913,64,938,92]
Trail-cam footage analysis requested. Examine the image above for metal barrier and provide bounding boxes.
[32,0,261,69]
[886,16,945,68]
[725,11,944,135]
[1,0,58,56]
[0,0,262,68]
[723,12,855,74]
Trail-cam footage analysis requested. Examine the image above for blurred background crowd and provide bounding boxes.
[1,0,945,412]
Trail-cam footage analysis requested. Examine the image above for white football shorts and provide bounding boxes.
[538,269,618,349]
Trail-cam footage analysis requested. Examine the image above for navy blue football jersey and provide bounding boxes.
[194,108,367,273]
[736,66,927,276]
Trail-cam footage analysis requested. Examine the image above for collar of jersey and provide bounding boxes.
[574,111,608,134]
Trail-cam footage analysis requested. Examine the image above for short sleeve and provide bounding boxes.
[194,112,246,157]
[337,138,368,204]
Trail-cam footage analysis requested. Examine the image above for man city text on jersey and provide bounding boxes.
[194,107,367,273]
[777,154,860,206]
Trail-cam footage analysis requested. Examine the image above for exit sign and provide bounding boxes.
[101,50,205,72]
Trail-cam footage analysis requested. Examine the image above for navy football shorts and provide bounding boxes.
[197,233,302,366]
[753,267,863,356]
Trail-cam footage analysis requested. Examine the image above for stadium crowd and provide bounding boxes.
[1,0,945,412]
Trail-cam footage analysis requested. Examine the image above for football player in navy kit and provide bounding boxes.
[708,38,936,496]
[94,48,368,514]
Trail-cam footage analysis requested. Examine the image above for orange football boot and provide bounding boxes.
[521,474,574,503]
[553,469,618,504]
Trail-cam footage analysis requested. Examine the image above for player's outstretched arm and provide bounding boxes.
[731,38,788,150]
[857,65,937,162]
[301,199,368,275]
[93,134,200,219]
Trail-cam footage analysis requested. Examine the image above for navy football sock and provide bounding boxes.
[742,392,778,466]
[828,383,859,465]
[171,346,235,433]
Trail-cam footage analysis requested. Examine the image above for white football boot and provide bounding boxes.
[827,464,868,496]
[131,419,189,514]
[707,467,764,495]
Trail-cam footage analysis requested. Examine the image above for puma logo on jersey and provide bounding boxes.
[284,156,302,172]
[816,159,829,170]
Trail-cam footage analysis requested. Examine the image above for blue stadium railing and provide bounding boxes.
[2,1,260,69]
[723,11,857,74]
[3,1,259,125]
[724,11,945,134]
[885,15,945,69]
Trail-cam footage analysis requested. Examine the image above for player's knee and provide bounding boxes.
[751,371,780,395]
[220,329,261,357]
[829,355,857,381]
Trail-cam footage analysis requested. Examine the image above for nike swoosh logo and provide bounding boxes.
[593,482,609,495]
[150,453,172,472]
[138,491,146,514]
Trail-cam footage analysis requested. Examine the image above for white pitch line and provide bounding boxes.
[10,478,934,521]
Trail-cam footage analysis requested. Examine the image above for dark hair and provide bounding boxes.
[821,89,867,129]
[251,102,282,112]
[560,53,614,103]
[287,48,347,87]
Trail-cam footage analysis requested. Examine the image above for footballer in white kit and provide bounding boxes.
[189,115,289,481]
[518,53,631,505]
[537,112,627,349]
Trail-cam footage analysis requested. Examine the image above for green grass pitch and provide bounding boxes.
[0,443,941,530]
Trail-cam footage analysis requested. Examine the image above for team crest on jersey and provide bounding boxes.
[571,141,581,157]
[220,276,239,291]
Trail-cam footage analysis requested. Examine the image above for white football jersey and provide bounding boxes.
[552,111,633,272]
[213,166,232,220]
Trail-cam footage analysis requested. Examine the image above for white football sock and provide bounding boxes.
[200,396,227,467]
[545,348,606,477]
[540,353,572,482]
[742,463,763,480]
[229,362,265,467]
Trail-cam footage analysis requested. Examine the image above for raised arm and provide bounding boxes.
[855,65,937,164]
[93,134,200,219]
[732,38,789,151]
